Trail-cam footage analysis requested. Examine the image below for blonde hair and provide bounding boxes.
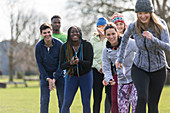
[135,13,165,39]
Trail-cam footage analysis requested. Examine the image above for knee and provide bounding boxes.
[82,99,90,108]
[137,95,147,103]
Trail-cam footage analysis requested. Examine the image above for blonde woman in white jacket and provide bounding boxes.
[102,23,138,113]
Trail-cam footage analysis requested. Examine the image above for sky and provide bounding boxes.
[0,0,67,41]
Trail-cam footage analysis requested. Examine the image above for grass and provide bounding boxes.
[0,77,170,113]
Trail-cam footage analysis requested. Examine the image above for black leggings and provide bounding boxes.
[131,64,166,113]
[92,68,104,113]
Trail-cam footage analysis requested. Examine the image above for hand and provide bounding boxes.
[97,27,104,36]
[109,79,116,85]
[70,57,79,65]
[99,68,103,74]
[115,62,122,69]
[142,31,152,40]
[48,78,55,91]
[73,56,79,65]
[102,79,108,86]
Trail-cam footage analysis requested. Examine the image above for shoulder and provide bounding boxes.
[36,39,43,48]
[127,21,136,30]
[159,18,166,25]
[53,38,63,46]
[60,32,67,37]
[90,34,99,42]
[82,40,92,47]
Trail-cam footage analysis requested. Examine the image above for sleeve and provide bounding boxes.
[78,42,93,68]
[102,48,113,83]
[130,39,138,52]
[151,20,170,53]
[117,22,133,63]
[35,45,49,79]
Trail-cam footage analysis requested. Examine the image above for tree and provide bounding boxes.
[65,0,135,39]
[1,0,48,82]
[66,0,170,65]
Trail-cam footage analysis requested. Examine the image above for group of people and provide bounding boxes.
[35,0,170,113]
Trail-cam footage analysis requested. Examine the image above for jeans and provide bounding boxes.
[40,76,65,113]
[61,70,93,113]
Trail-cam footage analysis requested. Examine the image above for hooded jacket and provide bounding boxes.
[102,38,137,84]
[60,39,93,76]
[118,19,170,72]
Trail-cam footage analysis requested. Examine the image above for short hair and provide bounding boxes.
[51,15,61,22]
[39,23,52,33]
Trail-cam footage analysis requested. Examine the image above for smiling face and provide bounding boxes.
[115,22,125,34]
[70,27,80,42]
[41,28,52,43]
[137,12,151,24]
[105,28,118,46]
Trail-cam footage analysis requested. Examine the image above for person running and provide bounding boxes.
[116,0,170,112]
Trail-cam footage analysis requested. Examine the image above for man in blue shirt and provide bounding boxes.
[35,23,64,113]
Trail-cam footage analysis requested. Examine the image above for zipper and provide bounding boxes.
[144,38,150,72]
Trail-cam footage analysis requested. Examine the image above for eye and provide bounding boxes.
[106,34,110,36]
[43,32,46,34]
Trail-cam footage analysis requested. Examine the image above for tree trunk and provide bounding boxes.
[8,41,14,82]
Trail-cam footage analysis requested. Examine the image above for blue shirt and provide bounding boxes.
[35,38,63,79]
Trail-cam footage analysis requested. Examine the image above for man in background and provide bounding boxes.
[41,15,67,43]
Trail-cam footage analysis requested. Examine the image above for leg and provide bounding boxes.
[79,70,93,113]
[111,74,118,113]
[118,84,131,113]
[148,67,166,113]
[61,75,79,113]
[105,86,111,113]
[92,68,104,113]
[40,78,50,113]
[55,76,65,113]
[131,64,150,113]
[130,83,138,113]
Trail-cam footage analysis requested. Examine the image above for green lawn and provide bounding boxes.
[0,77,170,113]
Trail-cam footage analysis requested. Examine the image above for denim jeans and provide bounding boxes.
[61,70,93,113]
[40,76,65,113]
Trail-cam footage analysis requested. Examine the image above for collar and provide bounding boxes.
[41,37,56,47]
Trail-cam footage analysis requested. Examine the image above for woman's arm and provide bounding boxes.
[102,48,113,84]
[79,42,93,68]
[117,22,133,63]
